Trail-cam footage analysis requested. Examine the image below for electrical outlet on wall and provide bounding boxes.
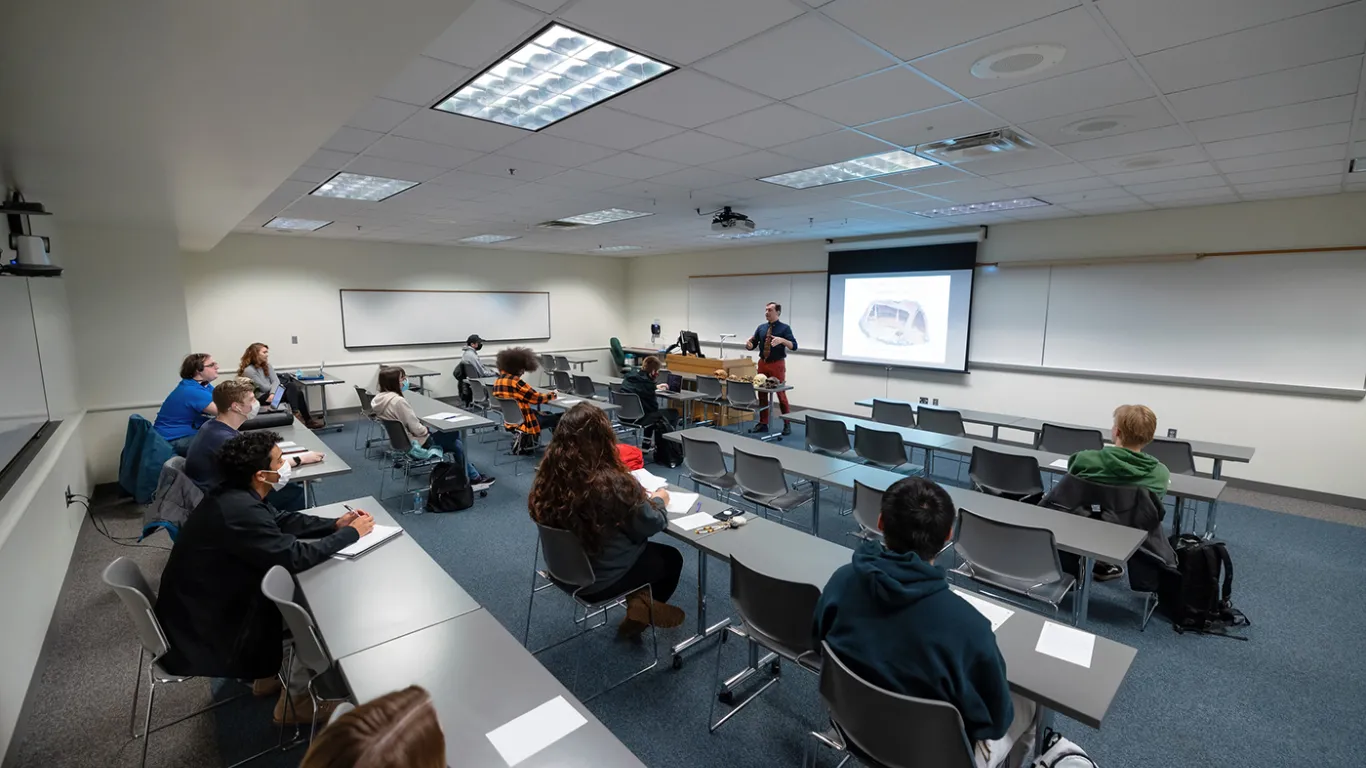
[1167,428,1177,438]
[919,397,929,405]
[291,336,298,344]
[932,398,939,406]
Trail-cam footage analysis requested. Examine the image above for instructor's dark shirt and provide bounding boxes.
[749,320,797,363]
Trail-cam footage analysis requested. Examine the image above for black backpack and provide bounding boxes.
[426,462,474,513]
[1159,534,1250,637]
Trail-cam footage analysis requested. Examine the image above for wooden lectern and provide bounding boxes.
[666,354,756,426]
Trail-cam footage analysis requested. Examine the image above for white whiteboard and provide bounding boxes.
[340,289,550,349]
[687,273,827,352]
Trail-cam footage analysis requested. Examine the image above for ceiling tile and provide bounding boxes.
[1097,0,1348,57]
[912,8,1125,98]
[323,127,384,154]
[1103,161,1221,187]
[635,131,753,165]
[1164,57,1363,123]
[379,56,472,107]
[346,98,420,133]
[973,61,1152,126]
[518,0,569,11]
[1214,144,1349,174]
[1081,145,1209,175]
[342,155,449,182]
[770,130,898,164]
[697,103,840,149]
[1016,175,1115,195]
[1140,187,1238,206]
[288,166,336,184]
[910,178,1009,203]
[875,165,976,188]
[1188,96,1357,143]
[788,67,958,126]
[1021,98,1175,146]
[281,196,373,220]
[693,14,892,100]
[609,71,774,128]
[1056,124,1192,161]
[305,149,356,171]
[1036,186,1129,204]
[390,110,525,152]
[989,162,1096,187]
[1224,161,1349,185]
[542,108,685,150]
[581,152,688,180]
[1137,3,1366,93]
[362,136,483,168]
[701,150,808,178]
[1203,123,1351,160]
[648,166,747,190]
[701,179,799,203]
[1234,174,1344,193]
[1064,198,1153,213]
[954,148,1073,176]
[422,0,545,69]
[534,169,631,191]
[499,134,618,167]
[860,102,1004,146]
[1121,173,1227,195]
[561,0,804,65]
[1241,185,1346,201]
[822,0,1079,62]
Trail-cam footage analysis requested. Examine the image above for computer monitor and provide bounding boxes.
[679,330,702,357]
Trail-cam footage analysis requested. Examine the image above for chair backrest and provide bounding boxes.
[539,354,556,372]
[1143,438,1196,475]
[469,378,490,405]
[552,370,573,392]
[608,382,624,394]
[353,386,375,416]
[853,424,908,468]
[696,375,724,399]
[553,355,570,372]
[681,435,729,479]
[615,391,646,421]
[102,557,170,659]
[535,523,597,589]
[727,379,758,407]
[851,481,884,536]
[819,641,974,768]
[495,396,524,427]
[805,414,851,455]
[967,446,1044,499]
[572,375,598,398]
[380,418,411,451]
[260,566,332,673]
[733,447,789,498]
[609,337,627,369]
[954,509,1065,589]
[729,556,821,662]
[871,399,916,428]
[1038,423,1104,455]
[915,408,966,437]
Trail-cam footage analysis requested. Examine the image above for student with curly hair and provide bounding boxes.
[492,346,561,454]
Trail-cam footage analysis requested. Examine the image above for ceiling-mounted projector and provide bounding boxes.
[709,206,755,232]
[915,129,1035,164]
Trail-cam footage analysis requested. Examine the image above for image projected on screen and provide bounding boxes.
[842,275,951,365]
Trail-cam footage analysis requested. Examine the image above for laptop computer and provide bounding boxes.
[666,373,683,393]
[269,385,286,409]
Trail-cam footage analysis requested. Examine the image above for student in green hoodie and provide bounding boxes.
[1066,403,1170,499]
[814,477,1036,768]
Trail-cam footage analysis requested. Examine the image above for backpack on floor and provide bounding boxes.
[1159,534,1250,636]
[426,461,474,513]
[652,434,683,468]
[1032,728,1098,767]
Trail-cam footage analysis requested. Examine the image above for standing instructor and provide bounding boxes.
[745,301,796,435]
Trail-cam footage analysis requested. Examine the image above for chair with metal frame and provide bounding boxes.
[352,386,382,455]
[553,355,572,375]
[870,399,916,429]
[806,640,975,768]
[724,380,762,432]
[611,390,650,449]
[377,419,442,502]
[949,509,1079,625]
[853,424,921,476]
[733,447,816,531]
[968,446,1045,504]
[467,378,492,417]
[805,414,854,459]
[910,408,967,478]
[1143,437,1199,533]
[849,480,885,540]
[493,396,536,475]
[538,354,556,387]
[260,566,350,743]
[694,374,727,427]
[681,434,738,503]
[522,523,659,702]
[1038,423,1104,455]
[572,374,603,400]
[552,369,573,392]
[709,556,822,732]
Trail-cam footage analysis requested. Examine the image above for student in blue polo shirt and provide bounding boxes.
[154,352,221,455]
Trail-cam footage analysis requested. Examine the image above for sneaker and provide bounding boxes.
[749,423,769,434]
[1093,563,1124,582]
[472,475,496,490]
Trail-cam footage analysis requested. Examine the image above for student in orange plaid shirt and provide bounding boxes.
[492,347,561,454]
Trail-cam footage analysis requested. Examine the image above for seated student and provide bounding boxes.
[237,342,323,429]
[619,355,680,436]
[153,352,221,455]
[814,476,1037,768]
[492,347,560,454]
[528,403,685,636]
[301,685,445,768]
[370,366,494,487]
[455,334,494,407]
[154,430,374,726]
[183,377,324,511]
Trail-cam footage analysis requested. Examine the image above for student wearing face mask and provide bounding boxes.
[183,377,324,511]
[154,430,375,727]
[371,366,494,487]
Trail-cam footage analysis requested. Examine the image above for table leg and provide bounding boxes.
[991,425,1000,441]
[313,384,343,433]
[1076,556,1094,623]
[1204,459,1223,539]
[670,548,729,667]
[302,479,314,509]
[812,481,821,537]
[1032,705,1056,760]
[759,397,782,443]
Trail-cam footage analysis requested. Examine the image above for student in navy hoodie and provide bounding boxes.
[813,476,1037,768]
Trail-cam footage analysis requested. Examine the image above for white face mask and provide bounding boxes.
[237,399,260,419]
[264,458,292,491]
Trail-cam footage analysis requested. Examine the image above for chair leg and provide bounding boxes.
[140,671,156,768]
[523,540,541,646]
[129,646,144,738]
[1141,592,1159,631]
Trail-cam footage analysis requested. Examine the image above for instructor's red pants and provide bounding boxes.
[757,359,789,424]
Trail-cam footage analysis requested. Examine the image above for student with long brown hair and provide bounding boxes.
[237,342,323,429]
[371,366,493,487]
[301,686,445,768]
[528,403,685,636]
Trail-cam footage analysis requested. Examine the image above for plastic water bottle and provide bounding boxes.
[409,488,427,516]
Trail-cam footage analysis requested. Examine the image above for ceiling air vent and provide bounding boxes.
[538,219,588,230]
[915,129,1035,164]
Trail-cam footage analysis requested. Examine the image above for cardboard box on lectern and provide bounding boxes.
[666,354,757,426]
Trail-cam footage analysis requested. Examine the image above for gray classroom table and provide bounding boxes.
[385,362,441,392]
[339,608,646,768]
[255,420,352,507]
[297,373,345,433]
[472,376,622,414]
[297,497,482,659]
[404,390,496,433]
[564,355,597,370]
[581,373,709,427]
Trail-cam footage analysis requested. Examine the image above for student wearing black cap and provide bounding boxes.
[459,334,493,379]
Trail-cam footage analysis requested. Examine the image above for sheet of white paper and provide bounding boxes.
[1049,458,1069,469]
[671,511,720,531]
[426,411,458,420]
[1035,622,1096,668]
[485,696,587,767]
[276,441,300,450]
[952,589,1015,632]
[665,492,701,514]
[557,398,580,405]
[630,468,668,492]
[443,414,473,422]
[335,525,403,558]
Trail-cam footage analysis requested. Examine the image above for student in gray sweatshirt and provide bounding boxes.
[237,342,322,428]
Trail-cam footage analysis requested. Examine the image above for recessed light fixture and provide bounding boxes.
[459,234,521,244]
[711,228,784,240]
[760,151,938,190]
[1350,158,1365,173]
[311,172,418,202]
[595,244,644,252]
[913,198,1049,218]
[263,217,331,231]
[553,208,654,226]
[433,23,675,131]
[970,44,1066,80]
[1062,115,1128,136]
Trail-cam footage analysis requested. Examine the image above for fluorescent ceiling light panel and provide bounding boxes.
[263,217,331,231]
[555,208,653,226]
[596,245,644,252]
[760,151,938,190]
[1350,158,1365,173]
[434,24,675,131]
[711,228,784,240]
[460,234,521,244]
[311,172,418,202]
[913,198,1049,218]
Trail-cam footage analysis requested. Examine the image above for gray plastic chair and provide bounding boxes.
[1144,438,1196,475]
[552,369,573,392]
[494,396,534,474]
[260,566,349,742]
[915,408,967,437]
[849,481,885,541]
[724,380,761,430]
[950,510,1079,624]
[378,418,440,502]
[1038,423,1104,455]
[808,641,974,768]
[710,555,822,732]
[854,424,916,474]
[968,446,1045,503]
[681,435,738,502]
[538,354,556,386]
[695,375,727,426]
[871,399,916,428]
[468,378,492,416]
[572,374,601,400]
[609,390,648,448]
[805,414,853,458]
[352,386,382,453]
[553,355,572,373]
[523,523,658,701]
[733,447,815,531]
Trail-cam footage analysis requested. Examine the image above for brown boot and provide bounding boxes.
[305,418,325,430]
[647,599,686,629]
[273,691,338,725]
[251,677,282,697]
[618,590,651,638]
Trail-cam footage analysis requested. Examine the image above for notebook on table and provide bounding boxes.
[334,525,404,559]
